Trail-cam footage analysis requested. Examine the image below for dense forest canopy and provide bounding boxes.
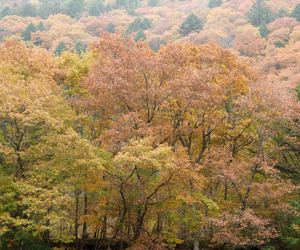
[0,0,299,250]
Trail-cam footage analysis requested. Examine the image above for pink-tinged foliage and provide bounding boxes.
[211,209,277,248]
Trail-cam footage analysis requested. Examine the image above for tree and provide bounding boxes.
[212,210,277,248]
[127,18,151,33]
[20,3,37,17]
[134,30,146,42]
[75,40,87,54]
[274,40,285,48]
[208,0,222,9]
[0,41,78,248]
[37,21,45,31]
[248,0,273,27]
[291,4,300,22]
[88,0,104,16]
[178,13,203,37]
[22,23,37,41]
[66,0,84,18]
[141,18,151,30]
[148,0,158,7]
[33,36,43,46]
[38,0,62,19]
[275,9,288,19]
[116,0,139,12]
[55,41,67,56]
[259,22,270,37]
[148,37,165,52]
[106,23,116,33]
[0,6,11,19]
[108,138,192,239]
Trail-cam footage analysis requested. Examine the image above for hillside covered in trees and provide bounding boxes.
[0,0,299,250]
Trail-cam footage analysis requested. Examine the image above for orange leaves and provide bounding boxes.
[84,35,255,150]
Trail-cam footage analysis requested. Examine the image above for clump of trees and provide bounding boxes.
[0,35,298,250]
[0,0,300,249]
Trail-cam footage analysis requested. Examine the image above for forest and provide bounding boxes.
[0,0,299,249]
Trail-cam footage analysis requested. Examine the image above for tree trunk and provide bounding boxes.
[134,206,147,240]
[82,191,88,240]
[45,218,50,247]
[74,189,81,247]
[193,239,200,250]
[224,181,228,200]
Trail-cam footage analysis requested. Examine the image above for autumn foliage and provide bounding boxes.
[0,0,299,249]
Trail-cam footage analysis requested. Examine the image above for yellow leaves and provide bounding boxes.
[57,51,94,97]
[0,40,58,83]
[34,129,103,174]
[114,138,176,177]
[292,224,300,233]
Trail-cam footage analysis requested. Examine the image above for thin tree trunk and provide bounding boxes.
[74,189,81,248]
[224,180,228,201]
[193,239,200,250]
[82,191,88,241]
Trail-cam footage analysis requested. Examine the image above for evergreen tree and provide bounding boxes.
[0,6,11,19]
[117,0,139,12]
[55,42,67,56]
[148,0,158,7]
[274,40,285,48]
[127,18,151,33]
[39,0,61,19]
[291,4,300,22]
[22,23,37,41]
[141,18,151,30]
[178,13,203,37]
[134,30,146,42]
[75,40,87,55]
[37,21,45,31]
[105,4,112,12]
[248,0,273,27]
[88,0,104,16]
[33,37,43,46]
[208,0,222,8]
[20,3,37,17]
[127,18,142,33]
[259,22,269,38]
[106,23,116,33]
[275,9,288,19]
[66,0,84,18]
[148,37,165,52]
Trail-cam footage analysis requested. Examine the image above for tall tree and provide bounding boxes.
[178,13,203,37]
[38,0,61,19]
[55,41,67,56]
[0,6,11,19]
[20,3,37,17]
[66,0,84,18]
[88,0,105,16]
[248,0,273,27]
[134,30,146,42]
[291,4,300,22]
[259,22,270,37]
[22,23,37,41]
